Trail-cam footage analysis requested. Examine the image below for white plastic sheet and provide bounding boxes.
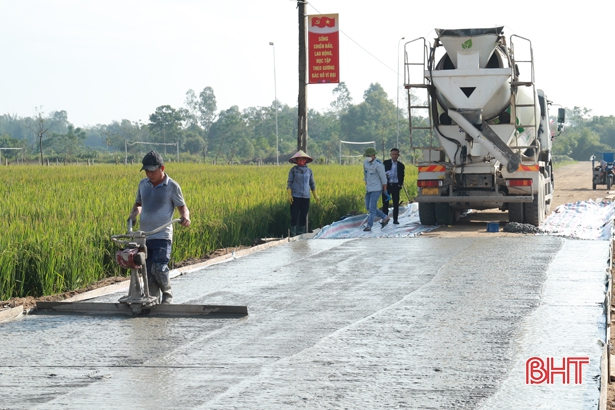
[540,200,615,240]
[314,203,438,239]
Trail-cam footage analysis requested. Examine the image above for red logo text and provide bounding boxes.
[525,356,590,384]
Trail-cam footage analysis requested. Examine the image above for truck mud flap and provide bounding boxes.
[35,301,248,318]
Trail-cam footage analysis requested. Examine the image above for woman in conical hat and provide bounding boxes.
[286,150,319,236]
[288,150,313,164]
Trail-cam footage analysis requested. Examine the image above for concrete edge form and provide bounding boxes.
[0,305,23,323]
[63,281,131,303]
[603,272,611,410]
[603,236,614,410]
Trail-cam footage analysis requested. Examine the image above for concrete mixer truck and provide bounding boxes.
[404,27,564,226]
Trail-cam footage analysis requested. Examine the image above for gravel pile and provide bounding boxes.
[503,222,543,234]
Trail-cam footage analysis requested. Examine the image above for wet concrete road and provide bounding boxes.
[0,236,608,409]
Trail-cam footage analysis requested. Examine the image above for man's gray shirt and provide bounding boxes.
[135,174,186,241]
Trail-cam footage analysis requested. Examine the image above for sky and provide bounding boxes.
[0,0,612,128]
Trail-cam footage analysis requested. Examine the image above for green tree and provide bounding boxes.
[552,108,615,160]
[552,132,577,157]
[588,115,615,149]
[243,105,275,162]
[208,106,251,164]
[48,125,87,160]
[329,81,353,115]
[185,87,218,133]
[26,107,51,165]
[340,83,397,152]
[0,114,29,142]
[183,124,207,156]
[98,119,145,152]
[565,127,608,160]
[148,105,184,153]
[307,109,339,162]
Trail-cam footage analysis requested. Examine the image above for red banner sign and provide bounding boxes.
[308,14,339,84]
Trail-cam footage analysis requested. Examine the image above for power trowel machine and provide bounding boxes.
[36,218,248,318]
[112,217,178,312]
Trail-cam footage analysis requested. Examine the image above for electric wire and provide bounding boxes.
[306,2,397,75]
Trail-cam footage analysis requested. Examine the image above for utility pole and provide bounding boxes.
[269,42,279,165]
[397,37,405,149]
[297,0,308,152]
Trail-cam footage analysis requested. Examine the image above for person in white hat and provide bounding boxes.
[286,150,319,236]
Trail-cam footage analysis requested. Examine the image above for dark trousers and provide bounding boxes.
[290,197,310,227]
[381,183,402,221]
[145,239,172,281]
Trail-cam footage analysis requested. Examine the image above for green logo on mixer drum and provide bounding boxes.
[462,39,472,49]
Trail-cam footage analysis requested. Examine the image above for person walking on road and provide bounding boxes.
[363,147,390,231]
[381,148,405,224]
[128,151,191,304]
[286,150,319,236]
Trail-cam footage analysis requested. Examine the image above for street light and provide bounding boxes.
[396,36,405,149]
[269,41,279,165]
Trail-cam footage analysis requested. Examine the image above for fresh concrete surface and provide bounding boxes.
[0,236,608,409]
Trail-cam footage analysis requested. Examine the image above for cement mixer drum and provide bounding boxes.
[429,27,513,122]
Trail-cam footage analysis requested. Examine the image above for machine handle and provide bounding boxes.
[145,218,183,236]
[111,218,183,241]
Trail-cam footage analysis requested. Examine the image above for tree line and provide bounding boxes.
[551,107,615,161]
[0,85,612,164]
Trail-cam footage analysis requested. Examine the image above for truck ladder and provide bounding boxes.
[403,37,441,164]
[509,34,539,162]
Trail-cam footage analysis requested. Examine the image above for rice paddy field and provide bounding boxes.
[0,163,417,300]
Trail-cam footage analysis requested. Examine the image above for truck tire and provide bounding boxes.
[508,203,524,223]
[418,202,437,225]
[524,175,545,226]
[435,203,455,225]
[608,175,613,191]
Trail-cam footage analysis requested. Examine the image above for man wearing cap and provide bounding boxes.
[128,151,191,304]
[363,147,390,231]
[286,150,319,236]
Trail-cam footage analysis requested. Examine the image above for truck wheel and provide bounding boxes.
[593,181,596,190]
[418,203,436,225]
[435,203,455,225]
[508,203,524,223]
[524,175,545,227]
[608,175,613,191]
